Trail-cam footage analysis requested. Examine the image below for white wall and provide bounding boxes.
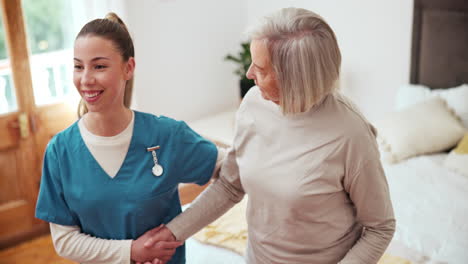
[126,0,247,121]
[71,0,128,36]
[125,0,413,122]
[247,0,414,121]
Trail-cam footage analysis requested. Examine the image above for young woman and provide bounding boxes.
[35,13,220,264]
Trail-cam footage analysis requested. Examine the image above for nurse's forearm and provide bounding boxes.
[50,223,132,264]
[166,175,244,241]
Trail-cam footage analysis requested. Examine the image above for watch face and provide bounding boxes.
[152,164,163,176]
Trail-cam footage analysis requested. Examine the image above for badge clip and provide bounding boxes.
[147,146,163,176]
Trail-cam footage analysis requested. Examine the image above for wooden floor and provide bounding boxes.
[0,235,75,264]
[0,183,206,264]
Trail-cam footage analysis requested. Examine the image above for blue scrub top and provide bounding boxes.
[36,111,218,264]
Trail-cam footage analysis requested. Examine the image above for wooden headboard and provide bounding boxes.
[410,0,468,89]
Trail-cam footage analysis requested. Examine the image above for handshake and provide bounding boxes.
[131,224,182,264]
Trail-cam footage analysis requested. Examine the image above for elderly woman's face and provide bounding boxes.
[246,40,279,104]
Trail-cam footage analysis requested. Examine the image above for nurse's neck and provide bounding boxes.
[83,107,133,137]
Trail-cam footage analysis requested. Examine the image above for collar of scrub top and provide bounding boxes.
[147,146,163,176]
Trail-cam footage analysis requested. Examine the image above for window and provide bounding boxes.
[22,0,77,106]
[0,13,17,114]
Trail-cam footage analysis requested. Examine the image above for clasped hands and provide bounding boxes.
[131,224,182,264]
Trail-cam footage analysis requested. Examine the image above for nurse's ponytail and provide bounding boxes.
[76,12,135,118]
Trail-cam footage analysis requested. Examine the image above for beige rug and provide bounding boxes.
[194,198,412,264]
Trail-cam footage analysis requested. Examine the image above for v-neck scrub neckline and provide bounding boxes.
[78,111,135,179]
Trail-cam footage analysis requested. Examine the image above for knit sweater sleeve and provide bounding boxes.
[166,96,251,241]
[339,156,396,263]
[166,146,245,241]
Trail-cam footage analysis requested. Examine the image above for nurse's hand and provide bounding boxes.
[143,225,178,249]
[131,224,182,263]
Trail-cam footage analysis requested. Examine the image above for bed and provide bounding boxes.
[182,0,468,263]
[182,154,468,263]
[379,1,468,262]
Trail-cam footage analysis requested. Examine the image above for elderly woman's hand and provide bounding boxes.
[131,224,182,263]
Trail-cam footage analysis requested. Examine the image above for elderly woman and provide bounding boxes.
[146,7,395,264]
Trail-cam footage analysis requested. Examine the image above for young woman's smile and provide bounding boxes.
[73,35,132,113]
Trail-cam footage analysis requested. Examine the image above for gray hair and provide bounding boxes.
[247,7,341,114]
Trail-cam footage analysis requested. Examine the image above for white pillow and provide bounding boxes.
[376,97,465,163]
[395,84,468,128]
[394,84,432,110]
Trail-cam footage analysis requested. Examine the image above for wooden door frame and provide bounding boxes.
[0,0,48,249]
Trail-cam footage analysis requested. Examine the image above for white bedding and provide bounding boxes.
[384,154,468,264]
[182,153,468,264]
[186,238,245,264]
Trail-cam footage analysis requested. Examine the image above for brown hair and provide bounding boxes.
[76,12,135,118]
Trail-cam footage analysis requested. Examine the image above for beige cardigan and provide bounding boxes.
[167,87,395,264]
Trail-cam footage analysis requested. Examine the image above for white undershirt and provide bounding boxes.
[78,111,134,178]
[50,113,226,264]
